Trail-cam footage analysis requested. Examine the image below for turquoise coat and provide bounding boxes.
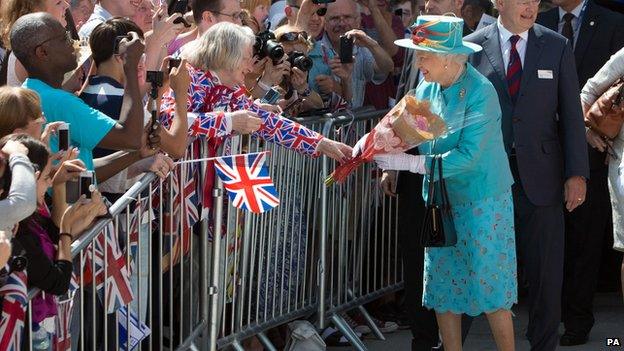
[416,64,513,206]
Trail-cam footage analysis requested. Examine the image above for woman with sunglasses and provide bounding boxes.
[272,25,329,115]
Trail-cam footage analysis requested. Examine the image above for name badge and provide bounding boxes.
[537,70,554,79]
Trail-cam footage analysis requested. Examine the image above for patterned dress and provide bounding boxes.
[417,65,517,315]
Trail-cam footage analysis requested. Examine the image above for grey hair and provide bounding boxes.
[444,53,469,65]
[183,22,255,71]
[10,13,62,71]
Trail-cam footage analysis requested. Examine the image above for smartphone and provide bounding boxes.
[168,57,182,72]
[79,171,94,199]
[65,180,80,204]
[339,35,354,63]
[58,123,70,151]
[260,88,280,105]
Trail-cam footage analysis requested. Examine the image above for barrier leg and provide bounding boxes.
[357,305,385,341]
[232,340,245,351]
[257,331,278,351]
[330,313,368,351]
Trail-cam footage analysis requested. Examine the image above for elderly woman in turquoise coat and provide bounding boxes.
[373,16,517,350]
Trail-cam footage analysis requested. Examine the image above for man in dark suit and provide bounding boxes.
[536,1,624,346]
[465,0,590,349]
[388,1,473,350]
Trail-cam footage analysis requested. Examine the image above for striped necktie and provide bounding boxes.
[506,35,522,104]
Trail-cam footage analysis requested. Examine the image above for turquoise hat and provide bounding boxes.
[394,15,482,54]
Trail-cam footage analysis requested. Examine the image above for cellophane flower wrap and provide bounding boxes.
[325,93,447,185]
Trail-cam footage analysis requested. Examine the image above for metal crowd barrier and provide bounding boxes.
[318,108,404,351]
[24,141,210,351]
[21,108,403,351]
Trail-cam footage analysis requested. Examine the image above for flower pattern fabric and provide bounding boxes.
[422,190,517,316]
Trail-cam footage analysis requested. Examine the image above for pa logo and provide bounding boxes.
[606,338,621,347]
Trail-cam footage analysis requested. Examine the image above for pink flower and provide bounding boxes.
[372,126,402,153]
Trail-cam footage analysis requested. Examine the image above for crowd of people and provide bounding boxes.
[0,0,621,349]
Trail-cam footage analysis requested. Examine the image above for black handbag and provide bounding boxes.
[420,156,457,247]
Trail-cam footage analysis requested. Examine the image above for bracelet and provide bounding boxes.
[59,233,73,241]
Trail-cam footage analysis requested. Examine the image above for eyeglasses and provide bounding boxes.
[327,14,356,25]
[278,31,309,42]
[212,10,245,21]
[516,0,540,5]
[36,31,73,48]
[289,5,327,16]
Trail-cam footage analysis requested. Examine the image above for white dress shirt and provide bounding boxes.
[557,0,586,47]
[497,19,529,69]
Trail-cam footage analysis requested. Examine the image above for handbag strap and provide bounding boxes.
[437,156,452,209]
[426,156,437,206]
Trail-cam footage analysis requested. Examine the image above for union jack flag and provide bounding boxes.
[83,223,134,314]
[160,160,199,271]
[214,152,280,213]
[0,271,28,351]
[54,296,74,351]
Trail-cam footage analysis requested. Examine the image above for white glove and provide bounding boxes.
[352,133,369,157]
[373,153,426,174]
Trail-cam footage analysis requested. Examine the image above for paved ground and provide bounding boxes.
[329,293,623,351]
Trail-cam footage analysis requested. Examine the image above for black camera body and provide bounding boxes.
[254,30,285,64]
[287,51,313,72]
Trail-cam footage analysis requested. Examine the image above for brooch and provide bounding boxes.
[459,88,466,99]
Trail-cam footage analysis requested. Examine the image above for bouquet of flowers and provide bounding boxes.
[325,93,447,185]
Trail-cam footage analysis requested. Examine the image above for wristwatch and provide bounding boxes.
[298,87,311,97]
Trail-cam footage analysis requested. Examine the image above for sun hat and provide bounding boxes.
[394,15,482,54]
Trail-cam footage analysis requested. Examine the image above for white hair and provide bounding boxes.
[183,22,255,71]
[444,53,469,65]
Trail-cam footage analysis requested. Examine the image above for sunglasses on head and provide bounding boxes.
[279,31,310,42]
[290,5,327,16]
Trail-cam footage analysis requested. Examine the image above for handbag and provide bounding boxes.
[420,156,457,247]
[585,77,624,139]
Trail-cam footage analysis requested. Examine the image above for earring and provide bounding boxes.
[444,64,448,69]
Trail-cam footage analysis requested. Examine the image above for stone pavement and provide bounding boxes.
[329,293,623,351]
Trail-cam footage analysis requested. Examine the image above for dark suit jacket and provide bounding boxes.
[465,24,590,206]
[537,2,624,171]
[536,0,624,89]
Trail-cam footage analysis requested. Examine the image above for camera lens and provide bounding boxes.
[294,56,313,71]
[265,40,285,62]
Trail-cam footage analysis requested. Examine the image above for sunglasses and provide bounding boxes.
[290,5,327,16]
[278,31,309,42]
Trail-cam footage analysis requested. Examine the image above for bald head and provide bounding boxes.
[10,12,65,71]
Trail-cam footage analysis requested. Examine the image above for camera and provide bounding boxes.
[287,51,313,72]
[169,0,191,27]
[114,35,132,55]
[254,30,285,64]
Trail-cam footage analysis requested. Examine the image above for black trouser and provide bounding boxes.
[562,147,612,336]
[396,171,472,351]
[511,156,565,351]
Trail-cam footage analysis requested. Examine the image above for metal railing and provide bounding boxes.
[20,109,403,351]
